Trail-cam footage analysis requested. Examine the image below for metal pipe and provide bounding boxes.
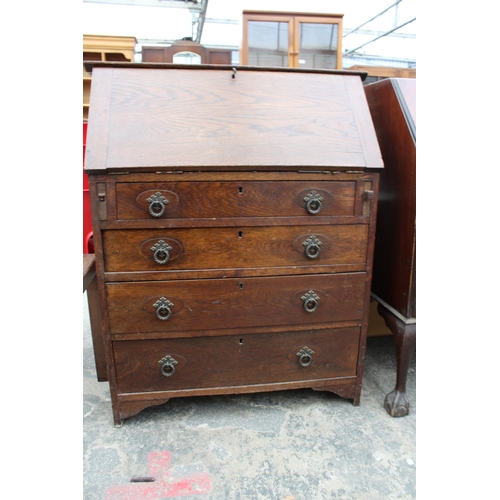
[343,17,416,56]
[343,0,403,38]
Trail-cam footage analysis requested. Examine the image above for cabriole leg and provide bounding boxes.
[377,303,416,417]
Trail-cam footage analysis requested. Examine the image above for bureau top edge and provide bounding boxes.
[84,166,383,175]
[83,61,368,80]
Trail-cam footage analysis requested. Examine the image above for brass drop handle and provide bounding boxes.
[158,355,178,377]
[147,192,169,218]
[303,190,323,215]
[297,346,315,367]
[153,297,174,321]
[302,290,320,313]
[151,240,172,265]
[303,236,322,259]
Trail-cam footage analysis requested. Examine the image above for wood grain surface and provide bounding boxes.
[85,67,383,171]
[113,327,361,393]
[106,273,367,335]
[115,180,356,220]
[102,224,368,273]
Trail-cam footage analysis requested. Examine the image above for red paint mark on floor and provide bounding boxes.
[104,451,211,499]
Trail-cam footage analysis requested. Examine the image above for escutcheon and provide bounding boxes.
[151,240,173,265]
[303,235,322,259]
[297,346,315,367]
[303,190,324,214]
[147,192,169,218]
[153,297,174,321]
[158,355,178,377]
[301,290,320,313]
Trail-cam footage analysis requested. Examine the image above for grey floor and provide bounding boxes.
[83,293,416,500]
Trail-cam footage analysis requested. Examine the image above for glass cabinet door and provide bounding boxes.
[247,20,291,67]
[296,22,339,69]
[242,12,343,69]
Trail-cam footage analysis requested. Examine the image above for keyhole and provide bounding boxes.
[238,231,243,238]
[239,283,244,290]
[238,186,243,194]
[239,338,244,344]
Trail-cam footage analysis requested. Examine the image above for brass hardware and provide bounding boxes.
[147,192,169,218]
[151,240,173,265]
[301,290,320,313]
[303,190,324,214]
[303,235,322,259]
[98,192,106,202]
[297,346,315,367]
[153,297,174,321]
[158,354,178,377]
[364,190,374,200]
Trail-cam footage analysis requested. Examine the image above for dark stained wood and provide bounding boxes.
[83,254,96,292]
[102,224,369,274]
[83,254,107,381]
[142,41,232,65]
[84,61,368,78]
[378,304,416,417]
[364,78,416,417]
[84,65,382,173]
[85,65,382,425]
[87,273,107,381]
[114,180,357,220]
[105,170,374,183]
[113,327,360,393]
[116,398,170,427]
[115,377,357,422]
[365,78,415,319]
[352,173,379,405]
[106,273,367,335]
[101,216,369,232]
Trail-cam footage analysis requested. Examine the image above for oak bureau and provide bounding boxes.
[84,63,383,426]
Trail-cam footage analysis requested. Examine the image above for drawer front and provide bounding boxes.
[113,327,361,393]
[115,181,356,220]
[103,225,368,273]
[106,273,366,335]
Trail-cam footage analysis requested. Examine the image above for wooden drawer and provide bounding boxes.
[106,273,366,335]
[113,327,361,394]
[102,224,369,274]
[114,181,356,220]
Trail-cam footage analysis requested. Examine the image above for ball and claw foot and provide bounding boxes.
[384,388,410,417]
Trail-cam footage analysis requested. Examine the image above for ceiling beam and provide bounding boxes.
[83,1,203,10]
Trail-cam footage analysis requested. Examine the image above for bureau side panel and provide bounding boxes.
[364,80,416,318]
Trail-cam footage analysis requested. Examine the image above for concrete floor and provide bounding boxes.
[83,293,416,500]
